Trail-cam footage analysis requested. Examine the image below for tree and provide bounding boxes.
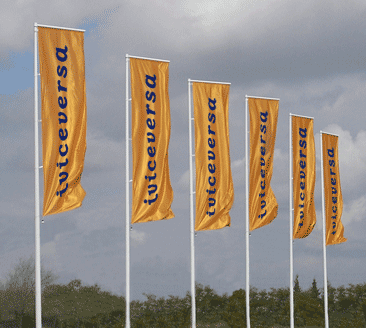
[43,279,125,324]
[267,287,290,326]
[310,278,320,299]
[2,255,58,323]
[222,288,247,328]
[195,283,224,324]
[294,274,301,293]
[4,256,58,291]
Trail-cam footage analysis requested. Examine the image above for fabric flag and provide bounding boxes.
[130,58,174,224]
[322,133,347,245]
[292,116,316,238]
[38,27,87,216]
[249,98,279,231]
[193,82,234,231]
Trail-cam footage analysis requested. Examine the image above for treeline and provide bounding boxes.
[1,259,366,327]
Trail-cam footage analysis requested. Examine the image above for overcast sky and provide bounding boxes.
[1,0,366,302]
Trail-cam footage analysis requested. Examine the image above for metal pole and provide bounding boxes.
[320,132,329,328]
[34,22,42,328]
[125,54,131,328]
[245,95,280,101]
[188,79,231,85]
[289,114,294,328]
[188,79,196,328]
[35,23,85,32]
[127,54,170,62]
[245,96,250,328]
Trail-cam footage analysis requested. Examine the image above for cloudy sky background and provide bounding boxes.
[1,0,366,301]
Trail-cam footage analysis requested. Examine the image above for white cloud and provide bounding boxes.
[294,254,321,271]
[232,157,244,168]
[315,124,366,194]
[342,194,366,226]
[131,229,147,245]
[84,131,124,172]
[177,167,196,190]
[41,240,57,257]
[0,1,120,51]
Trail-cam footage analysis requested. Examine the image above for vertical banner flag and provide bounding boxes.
[130,58,174,224]
[193,82,234,231]
[322,133,347,245]
[38,27,87,216]
[292,116,316,238]
[249,98,279,231]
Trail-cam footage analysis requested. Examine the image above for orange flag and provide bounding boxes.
[130,57,174,224]
[292,115,316,238]
[193,82,234,231]
[322,133,347,245]
[248,98,279,231]
[38,27,87,216]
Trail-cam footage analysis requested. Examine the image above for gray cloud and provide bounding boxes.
[1,0,365,302]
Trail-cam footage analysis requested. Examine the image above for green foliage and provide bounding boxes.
[267,287,290,326]
[1,259,366,328]
[294,274,301,293]
[295,293,324,327]
[43,279,125,324]
[195,283,227,324]
[222,288,246,328]
[310,278,320,299]
[0,256,58,321]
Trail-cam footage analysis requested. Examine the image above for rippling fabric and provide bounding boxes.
[39,27,86,216]
[248,98,279,231]
[322,133,347,245]
[292,116,316,238]
[193,82,233,231]
[130,58,174,224]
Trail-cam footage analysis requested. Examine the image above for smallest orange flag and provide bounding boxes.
[322,133,347,245]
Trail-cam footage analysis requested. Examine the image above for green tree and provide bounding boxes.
[310,278,320,299]
[2,256,58,324]
[43,279,125,325]
[249,287,275,327]
[163,294,190,328]
[294,274,301,293]
[222,288,246,328]
[267,287,289,326]
[362,299,366,324]
[295,293,324,327]
[195,283,224,324]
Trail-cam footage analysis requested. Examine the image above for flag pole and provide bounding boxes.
[245,96,250,328]
[289,114,294,328]
[125,54,131,328]
[320,132,329,328]
[34,22,42,328]
[188,79,196,328]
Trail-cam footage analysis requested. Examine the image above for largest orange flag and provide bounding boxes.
[193,82,234,231]
[322,133,347,245]
[130,58,174,224]
[38,27,87,216]
[249,98,279,231]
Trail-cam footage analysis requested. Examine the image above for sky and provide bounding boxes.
[1,0,366,302]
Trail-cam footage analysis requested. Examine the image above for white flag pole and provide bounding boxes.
[188,79,196,328]
[125,54,131,328]
[245,96,250,328]
[320,131,329,328]
[289,114,294,328]
[34,22,42,328]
